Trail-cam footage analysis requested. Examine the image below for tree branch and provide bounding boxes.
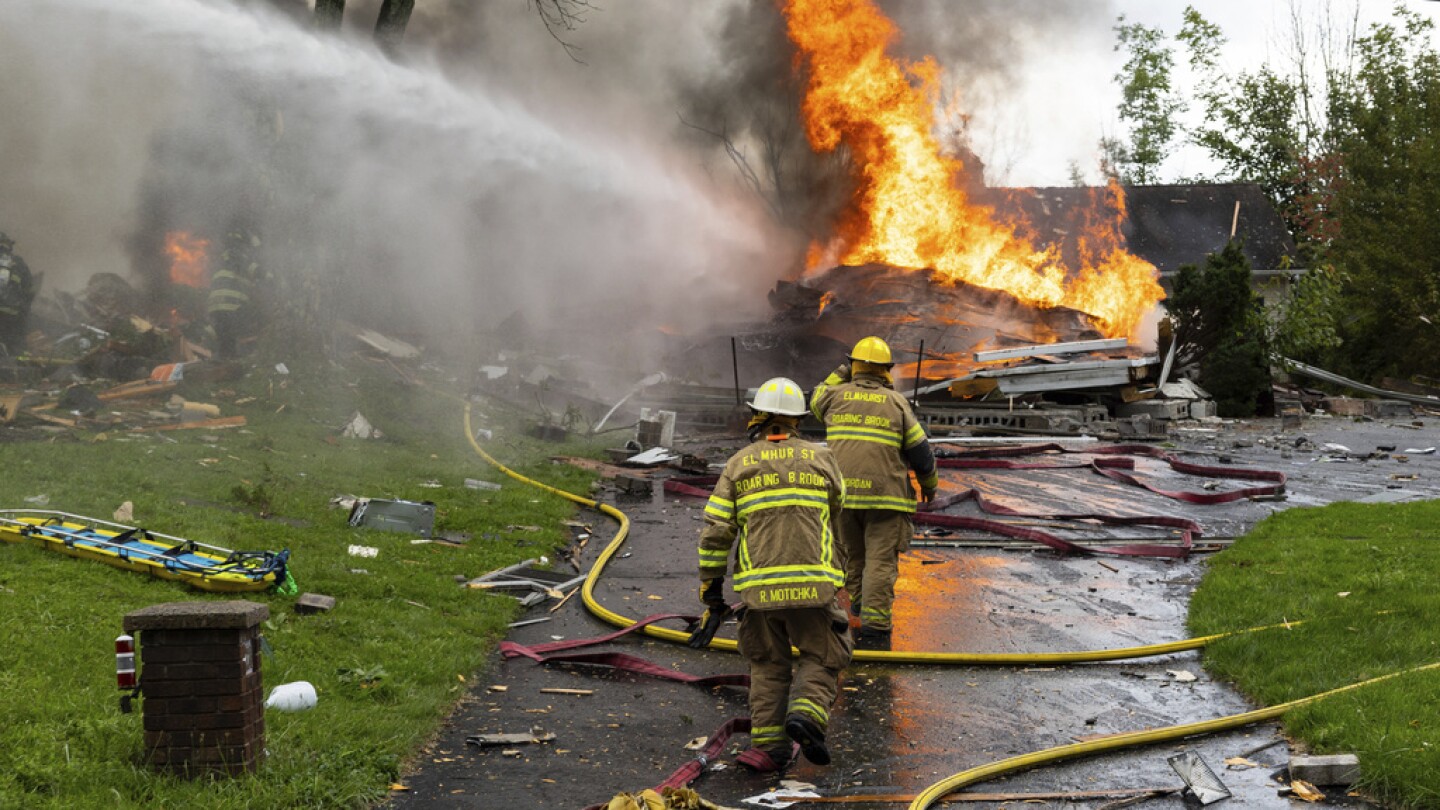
[676,113,785,221]
[530,0,596,64]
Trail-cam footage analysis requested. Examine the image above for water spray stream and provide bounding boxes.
[0,0,788,355]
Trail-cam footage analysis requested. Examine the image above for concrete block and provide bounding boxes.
[1115,400,1190,421]
[295,593,336,614]
[1188,400,1217,419]
[1289,753,1360,785]
[1322,397,1366,417]
[1115,415,1152,437]
[1365,399,1414,419]
[615,474,653,495]
[637,408,677,448]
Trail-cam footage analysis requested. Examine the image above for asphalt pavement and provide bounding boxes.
[386,413,1436,809]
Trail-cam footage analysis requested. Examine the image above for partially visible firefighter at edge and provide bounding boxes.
[810,336,939,651]
[0,231,37,355]
[691,377,852,774]
[207,226,261,360]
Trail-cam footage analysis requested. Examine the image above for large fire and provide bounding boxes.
[783,0,1164,338]
[163,231,210,288]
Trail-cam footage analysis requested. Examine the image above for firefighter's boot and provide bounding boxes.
[784,713,831,766]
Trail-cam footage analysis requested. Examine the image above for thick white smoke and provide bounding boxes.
[0,0,796,363]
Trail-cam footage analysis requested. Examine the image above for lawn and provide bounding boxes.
[1190,499,1440,808]
[0,351,605,809]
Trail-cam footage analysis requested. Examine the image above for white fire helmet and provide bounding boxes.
[748,377,809,417]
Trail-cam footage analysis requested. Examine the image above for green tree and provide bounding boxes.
[1269,262,1343,362]
[1107,17,1185,184]
[1179,7,1308,216]
[1324,10,1440,379]
[1167,242,1272,417]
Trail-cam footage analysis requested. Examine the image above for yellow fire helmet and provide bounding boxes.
[848,336,893,365]
[748,376,809,416]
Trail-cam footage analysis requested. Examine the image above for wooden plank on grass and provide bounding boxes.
[141,416,247,432]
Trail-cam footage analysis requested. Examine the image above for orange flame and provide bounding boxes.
[783,0,1164,338]
[817,290,837,315]
[163,231,210,288]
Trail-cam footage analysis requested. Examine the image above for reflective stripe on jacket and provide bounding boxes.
[810,373,938,512]
[207,268,252,314]
[698,433,847,610]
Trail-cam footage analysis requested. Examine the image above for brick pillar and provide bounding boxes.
[123,601,268,777]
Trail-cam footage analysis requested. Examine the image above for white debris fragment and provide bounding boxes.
[742,787,822,808]
[342,412,381,439]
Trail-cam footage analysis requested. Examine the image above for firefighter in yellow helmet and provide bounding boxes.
[692,376,851,773]
[810,336,938,650]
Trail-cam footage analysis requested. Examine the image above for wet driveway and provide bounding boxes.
[388,415,1437,808]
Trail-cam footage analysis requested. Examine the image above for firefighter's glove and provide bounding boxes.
[687,605,730,649]
[918,471,939,505]
[698,578,727,610]
[688,579,730,649]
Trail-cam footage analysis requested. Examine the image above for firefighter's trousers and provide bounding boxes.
[736,603,852,753]
[839,508,912,631]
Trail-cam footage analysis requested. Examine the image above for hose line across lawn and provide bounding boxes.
[466,403,1296,664]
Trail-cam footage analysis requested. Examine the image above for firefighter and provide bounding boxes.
[692,376,851,773]
[0,232,36,356]
[207,228,260,360]
[810,336,938,650]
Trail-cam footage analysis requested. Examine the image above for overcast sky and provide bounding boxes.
[980,0,1440,186]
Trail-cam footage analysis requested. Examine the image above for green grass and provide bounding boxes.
[0,353,607,809]
[1190,500,1440,808]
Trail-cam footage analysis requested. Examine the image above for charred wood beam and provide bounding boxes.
[375,0,415,57]
[315,0,344,30]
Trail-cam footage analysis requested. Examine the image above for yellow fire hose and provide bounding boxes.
[465,403,1294,663]
[463,404,1428,805]
[907,661,1440,809]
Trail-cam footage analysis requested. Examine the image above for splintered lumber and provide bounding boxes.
[141,416,247,432]
[28,411,78,428]
[464,731,556,746]
[948,378,998,398]
[98,379,178,402]
[0,393,23,423]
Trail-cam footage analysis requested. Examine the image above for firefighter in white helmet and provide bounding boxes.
[810,336,938,650]
[692,376,851,773]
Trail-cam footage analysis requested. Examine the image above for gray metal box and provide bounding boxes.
[348,498,436,537]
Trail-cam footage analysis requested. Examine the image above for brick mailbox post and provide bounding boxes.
[122,601,268,776]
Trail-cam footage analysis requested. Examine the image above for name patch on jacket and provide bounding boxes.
[842,391,889,403]
[830,413,892,427]
[741,446,818,466]
[757,585,819,604]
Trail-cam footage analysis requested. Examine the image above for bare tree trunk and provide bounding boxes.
[374,0,415,57]
[315,0,344,30]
